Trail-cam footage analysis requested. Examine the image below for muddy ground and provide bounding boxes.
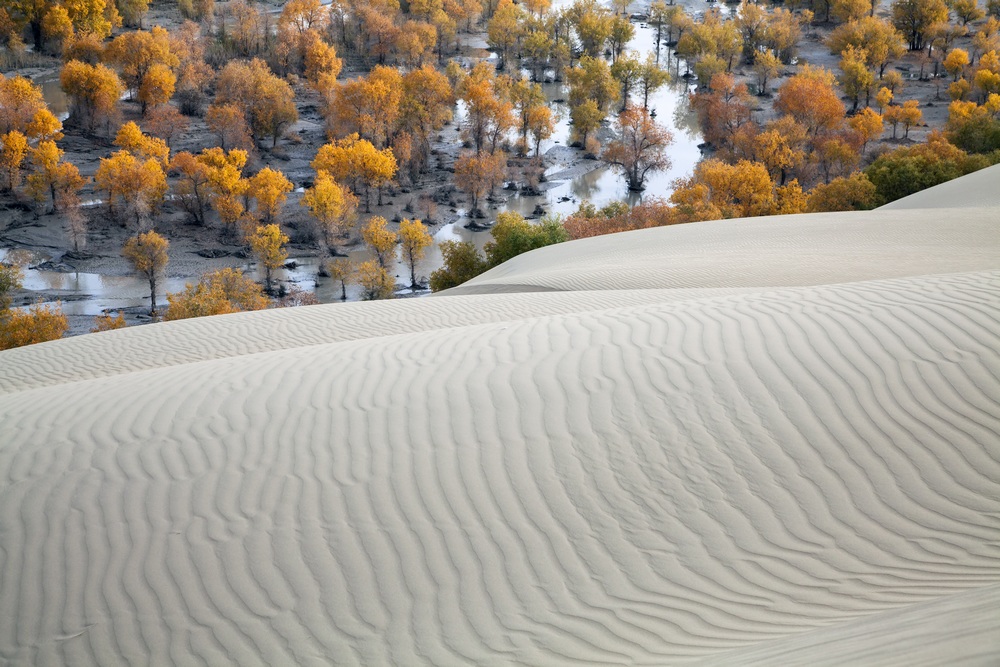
[0,0,972,335]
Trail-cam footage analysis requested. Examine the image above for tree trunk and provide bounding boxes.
[31,21,42,50]
[149,275,157,315]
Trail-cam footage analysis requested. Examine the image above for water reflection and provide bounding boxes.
[22,8,703,309]
[33,72,70,122]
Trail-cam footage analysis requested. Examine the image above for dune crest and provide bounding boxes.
[2,176,999,664]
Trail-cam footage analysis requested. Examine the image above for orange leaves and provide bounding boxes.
[325,65,402,149]
[458,61,516,154]
[0,74,60,140]
[122,230,169,314]
[165,268,268,320]
[26,139,86,211]
[302,171,356,252]
[215,59,297,147]
[95,149,167,227]
[246,167,292,224]
[0,303,68,350]
[138,63,175,115]
[525,104,554,156]
[691,73,754,151]
[670,158,806,221]
[454,150,506,213]
[105,26,178,99]
[361,216,398,268]
[312,134,397,210]
[91,312,127,332]
[775,65,846,136]
[247,223,289,292]
[398,218,432,288]
[169,151,211,224]
[400,65,454,140]
[205,103,253,152]
[60,60,123,134]
[601,106,673,191]
[115,121,169,167]
[848,108,884,151]
[0,131,29,191]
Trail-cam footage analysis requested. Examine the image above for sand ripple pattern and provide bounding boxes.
[1,268,999,665]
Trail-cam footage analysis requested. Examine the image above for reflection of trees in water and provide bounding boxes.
[671,83,701,140]
[41,272,68,291]
[32,74,70,119]
[571,168,607,202]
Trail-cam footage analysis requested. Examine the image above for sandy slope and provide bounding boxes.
[878,162,1000,210]
[1,175,999,665]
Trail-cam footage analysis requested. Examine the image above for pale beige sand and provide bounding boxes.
[879,163,1000,210]
[443,206,1000,295]
[1,181,999,665]
[696,584,1000,666]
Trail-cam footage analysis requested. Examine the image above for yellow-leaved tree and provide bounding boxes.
[166,268,268,320]
[105,27,178,101]
[122,230,169,315]
[138,63,176,116]
[170,151,211,225]
[95,150,168,229]
[26,139,86,213]
[248,223,289,293]
[247,166,292,224]
[361,216,397,268]
[60,60,124,135]
[91,312,127,332]
[356,259,394,300]
[197,147,249,237]
[302,171,356,253]
[311,134,397,210]
[670,158,807,222]
[325,65,402,148]
[0,131,29,192]
[398,218,432,289]
[0,74,62,140]
[215,58,298,147]
[454,150,506,216]
[0,261,68,350]
[114,120,170,167]
[323,257,353,300]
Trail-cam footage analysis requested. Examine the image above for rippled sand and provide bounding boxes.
[1,169,998,665]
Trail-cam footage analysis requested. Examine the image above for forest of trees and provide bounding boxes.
[1,0,999,348]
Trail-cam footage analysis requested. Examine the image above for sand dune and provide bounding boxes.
[878,162,1000,210]
[1,183,999,664]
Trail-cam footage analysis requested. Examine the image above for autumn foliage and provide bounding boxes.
[166,268,268,320]
[602,106,673,191]
[122,230,169,315]
[0,262,67,350]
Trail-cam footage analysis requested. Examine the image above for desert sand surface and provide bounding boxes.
[1,169,999,665]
